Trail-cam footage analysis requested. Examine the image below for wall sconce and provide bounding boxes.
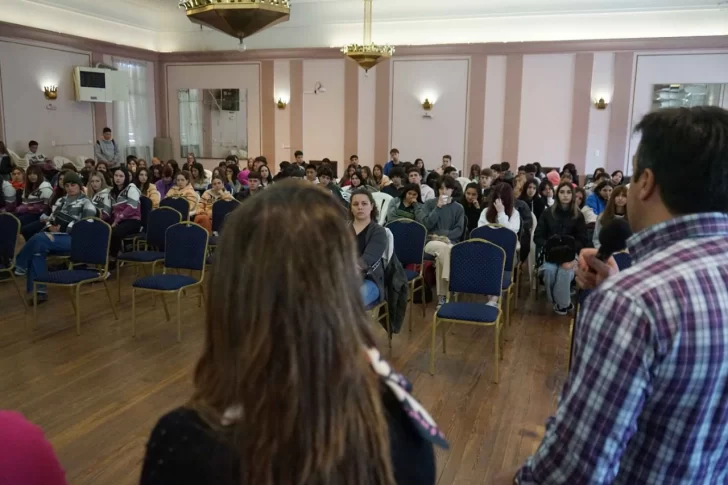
[422,98,433,111]
[44,86,58,100]
[276,98,287,110]
[594,97,609,110]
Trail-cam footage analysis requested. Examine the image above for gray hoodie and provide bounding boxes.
[95,139,120,167]
[422,198,465,243]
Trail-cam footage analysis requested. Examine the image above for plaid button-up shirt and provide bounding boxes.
[518,212,728,484]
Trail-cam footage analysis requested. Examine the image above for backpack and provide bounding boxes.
[540,234,577,266]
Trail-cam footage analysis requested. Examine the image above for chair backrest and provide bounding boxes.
[164,222,209,272]
[211,199,239,233]
[53,156,73,170]
[70,218,112,267]
[456,177,472,190]
[160,197,189,220]
[613,251,632,271]
[8,150,26,169]
[386,219,426,267]
[0,213,20,267]
[470,225,517,273]
[371,192,393,225]
[449,239,505,297]
[139,195,153,230]
[383,227,394,265]
[146,207,182,249]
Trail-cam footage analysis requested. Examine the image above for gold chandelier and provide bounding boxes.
[179,0,290,42]
[341,0,394,71]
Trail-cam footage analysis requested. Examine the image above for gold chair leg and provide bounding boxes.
[441,320,447,354]
[75,285,81,336]
[430,313,438,375]
[507,290,512,329]
[32,283,37,329]
[177,291,182,342]
[199,283,204,308]
[160,294,171,322]
[104,280,118,320]
[9,272,27,309]
[421,283,426,317]
[494,322,500,383]
[69,287,77,315]
[132,288,136,337]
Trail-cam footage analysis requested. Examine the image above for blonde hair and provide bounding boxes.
[86,171,108,197]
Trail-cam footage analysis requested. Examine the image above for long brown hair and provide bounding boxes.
[552,181,579,219]
[600,185,629,227]
[24,165,44,197]
[485,182,515,223]
[191,181,395,485]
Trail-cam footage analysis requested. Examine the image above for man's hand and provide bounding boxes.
[561,260,577,270]
[576,248,619,290]
[48,224,61,233]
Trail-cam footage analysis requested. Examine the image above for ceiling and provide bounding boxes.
[2,0,727,52]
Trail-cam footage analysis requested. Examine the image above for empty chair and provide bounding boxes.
[470,225,518,329]
[116,207,181,302]
[160,197,189,221]
[386,219,427,331]
[131,222,209,342]
[431,239,506,382]
[0,213,26,308]
[32,217,118,335]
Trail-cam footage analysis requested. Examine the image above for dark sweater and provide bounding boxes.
[140,387,436,485]
[534,205,589,253]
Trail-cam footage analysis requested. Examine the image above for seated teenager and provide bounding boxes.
[24,140,47,167]
[1,178,16,212]
[407,167,435,202]
[360,166,377,188]
[166,170,200,217]
[583,180,613,224]
[315,165,346,206]
[21,170,66,242]
[236,171,264,201]
[533,181,589,315]
[190,162,209,194]
[343,171,377,202]
[611,169,624,186]
[194,176,233,233]
[469,164,481,183]
[155,165,176,199]
[584,168,607,194]
[461,182,482,236]
[350,189,388,308]
[386,183,424,223]
[538,180,554,214]
[478,168,494,201]
[237,156,253,187]
[478,182,521,233]
[109,167,142,259]
[372,164,391,189]
[340,163,357,187]
[137,159,147,169]
[382,167,406,198]
[86,171,111,221]
[422,176,466,308]
[10,167,25,192]
[304,164,318,183]
[520,178,544,221]
[224,165,242,195]
[593,185,628,249]
[14,172,96,303]
[95,161,112,185]
[79,158,96,185]
[140,181,442,485]
[259,164,273,188]
[136,168,160,208]
[126,158,138,177]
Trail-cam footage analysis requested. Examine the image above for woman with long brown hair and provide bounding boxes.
[477,182,521,233]
[140,181,445,485]
[593,185,628,249]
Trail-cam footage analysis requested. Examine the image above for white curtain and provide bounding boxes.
[178,89,203,158]
[113,59,152,162]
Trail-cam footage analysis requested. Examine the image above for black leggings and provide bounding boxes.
[110,219,143,256]
[21,220,47,242]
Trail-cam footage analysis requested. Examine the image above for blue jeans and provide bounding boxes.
[360,279,380,308]
[16,232,72,293]
[540,262,574,308]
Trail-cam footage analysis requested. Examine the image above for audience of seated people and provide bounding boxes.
[386,183,424,223]
[194,176,233,233]
[108,167,142,262]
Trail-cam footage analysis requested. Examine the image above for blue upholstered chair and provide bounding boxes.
[386,219,427,332]
[613,250,632,271]
[130,222,208,342]
[470,225,518,330]
[431,239,506,382]
[160,197,189,221]
[0,213,26,308]
[33,217,118,335]
[209,199,239,246]
[116,207,182,302]
[123,195,152,251]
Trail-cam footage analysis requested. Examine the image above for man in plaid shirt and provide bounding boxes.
[517,106,728,484]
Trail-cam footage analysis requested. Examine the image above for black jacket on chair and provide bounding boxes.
[534,205,589,254]
[358,221,388,304]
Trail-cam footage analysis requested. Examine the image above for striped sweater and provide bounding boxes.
[89,187,112,221]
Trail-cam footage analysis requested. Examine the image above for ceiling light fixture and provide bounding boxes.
[341,0,394,72]
[178,0,290,44]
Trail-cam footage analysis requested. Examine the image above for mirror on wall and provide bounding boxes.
[178,88,248,159]
[651,83,727,111]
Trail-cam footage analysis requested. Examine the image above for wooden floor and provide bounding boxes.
[0,272,569,485]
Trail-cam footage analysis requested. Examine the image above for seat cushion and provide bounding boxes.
[132,274,197,291]
[437,302,499,323]
[118,251,165,263]
[405,269,421,282]
[36,270,102,285]
[502,270,513,290]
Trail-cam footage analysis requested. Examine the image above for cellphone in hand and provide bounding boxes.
[440,195,449,204]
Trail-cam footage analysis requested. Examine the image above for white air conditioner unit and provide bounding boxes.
[73,66,129,103]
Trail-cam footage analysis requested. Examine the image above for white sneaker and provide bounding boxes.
[437,296,447,309]
[14,267,26,276]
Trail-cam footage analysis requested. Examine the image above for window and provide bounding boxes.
[178,89,203,158]
[113,59,154,162]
